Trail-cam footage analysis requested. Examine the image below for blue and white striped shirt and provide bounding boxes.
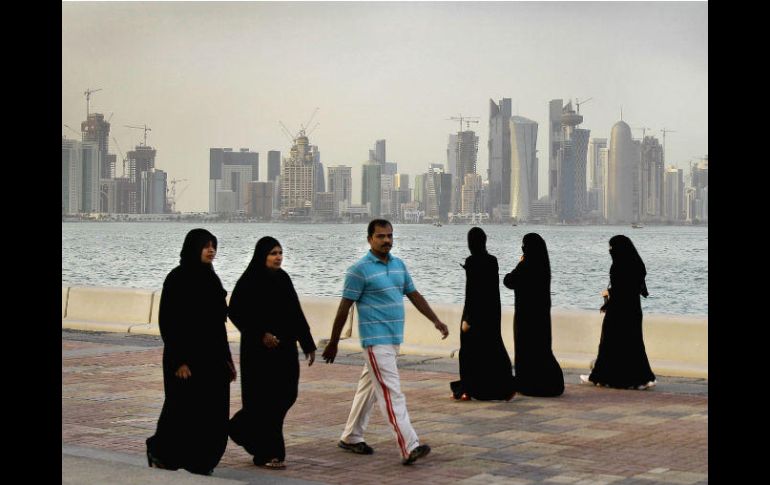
[342,250,416,347]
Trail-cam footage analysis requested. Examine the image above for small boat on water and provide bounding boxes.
[433,222,442,227]
[631,223,644,229]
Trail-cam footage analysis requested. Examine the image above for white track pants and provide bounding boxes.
[340,344,419,458]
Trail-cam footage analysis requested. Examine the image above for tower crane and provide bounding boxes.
[447,115,480,132]
[124,124,152,147]
[84,88,102,117]
[306,121,320,137]
[63,124,80,139]
[575,97,593,114]
[167,178,189,213]
[301,107,319,134]
[660,128,677,163]
[112,137,128,178]
[278,121,296,144]
[633,126,651,140]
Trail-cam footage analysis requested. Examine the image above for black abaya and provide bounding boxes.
[228,261,316,464]
[450,253,516,400]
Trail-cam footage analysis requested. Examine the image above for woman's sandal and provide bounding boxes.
[257,458,286,470]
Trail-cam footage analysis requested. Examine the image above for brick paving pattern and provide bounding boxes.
[63,334,707,484]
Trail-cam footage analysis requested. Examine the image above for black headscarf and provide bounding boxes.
[179,228,218,268]
[467,227,488,256]
[242,236,281,277]
[522,233,551,280]
[609,235,648,297]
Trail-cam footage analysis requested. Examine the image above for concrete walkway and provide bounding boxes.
[62,330,707,484]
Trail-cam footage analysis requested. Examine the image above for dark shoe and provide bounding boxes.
[402,444,431,465]
[338,440,374,455]
[146,450,178,470]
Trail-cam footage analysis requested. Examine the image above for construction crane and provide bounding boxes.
[447,115,480,132]
[167,178,189,213]
[301,107,319,134]
[575,97,593,114]
[278,121,296,144]
[306,121,320,137]
[633,126,651,140]
[660,128,677,162]
[125,124,152,147]
[63,124,80,139]
[111,137,128,178]
[84,88,102,117]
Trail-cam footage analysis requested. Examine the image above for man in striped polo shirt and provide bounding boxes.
[322,219,449,465]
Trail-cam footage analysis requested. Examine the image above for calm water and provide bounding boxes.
[62,222,707,316]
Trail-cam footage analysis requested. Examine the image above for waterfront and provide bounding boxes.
[62,222,707,316]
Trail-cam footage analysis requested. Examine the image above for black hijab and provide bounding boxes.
[242,236,281,277]
[522,232,551,280]
[179,228,218,268]
[467,227,488,256]
[609,235,648,297]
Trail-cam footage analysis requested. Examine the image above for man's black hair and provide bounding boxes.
[367,219,392,238]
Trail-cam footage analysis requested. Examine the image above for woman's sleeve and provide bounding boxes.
[503,263,521,289]
[228,278,267,337]
[289,280,317,354]
[158,272,191,371]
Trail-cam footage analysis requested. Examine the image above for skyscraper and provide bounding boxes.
[639,136,664,221]
[448,130,479,213]
[509,116,538,221]
[663,166,684,222]
[81,113,111,179]
[62,138,83,214]
[606,121,637,223]
[362,162,382,218]
[328,165,352,216]
[488,98,512,215]
[209,148,259,214]
[140,168,167,214]
[588,138,608,213]
[267,150,281,181]
[281,135,315,216]
[375,139,386,165]
[548,99,563,204]
[555,101,590,222]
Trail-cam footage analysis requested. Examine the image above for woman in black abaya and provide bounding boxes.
[228,236,316,470]
[582,235,656,390]
[450,227,516,401]
[503,233,564,397]
[146,228,236,476]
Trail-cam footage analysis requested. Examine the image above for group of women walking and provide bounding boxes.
[145,226,656,476]
[146,229,315,475]
[450,229,655,402]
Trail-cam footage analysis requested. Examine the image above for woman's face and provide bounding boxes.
[200,241,216,264]
[265,245,283,270]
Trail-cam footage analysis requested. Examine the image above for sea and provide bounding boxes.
[62,222,707,316]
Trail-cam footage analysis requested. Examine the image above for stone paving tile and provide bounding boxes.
[62,335,708,485]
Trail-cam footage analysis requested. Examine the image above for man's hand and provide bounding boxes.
[305,351,316,367]
[435,320,449,339]
[175,364,191,379]
[461,320,470,333]
[322,340,339,364]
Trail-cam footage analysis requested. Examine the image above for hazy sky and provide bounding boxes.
[62,1,708,213]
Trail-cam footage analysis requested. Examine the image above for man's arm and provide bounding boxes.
[406,291,449,339]
[321,298,355,363]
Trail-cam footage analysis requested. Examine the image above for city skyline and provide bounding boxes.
[62,2,708,213]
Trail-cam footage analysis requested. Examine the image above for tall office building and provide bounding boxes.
[246,181,274,219]
[327,165,352,216]
[488,98,513,215]
[209,148,258,214]
[413,173,426,209]
[689,157,708,222]
[62,138,83,214]
[509,116,538,221]
[555,102,590,222]
[461,173,483,214]
[311,145,325,194]
[639,136,664,221]
[362,162,382,218]
[140,168,168,214]
[267,150,281,181]
[81,113,111,179]
[80,141,101,213]
[281,134,315,216]
[606,121,638,223]
[381,174,395,218]
[587,138,608,212]
[375,139,386,165]
[448,130,479,213]
[663,165,685,222]
[548,99,563,205]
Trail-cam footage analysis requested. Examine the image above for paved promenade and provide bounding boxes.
[62,330,707,484]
